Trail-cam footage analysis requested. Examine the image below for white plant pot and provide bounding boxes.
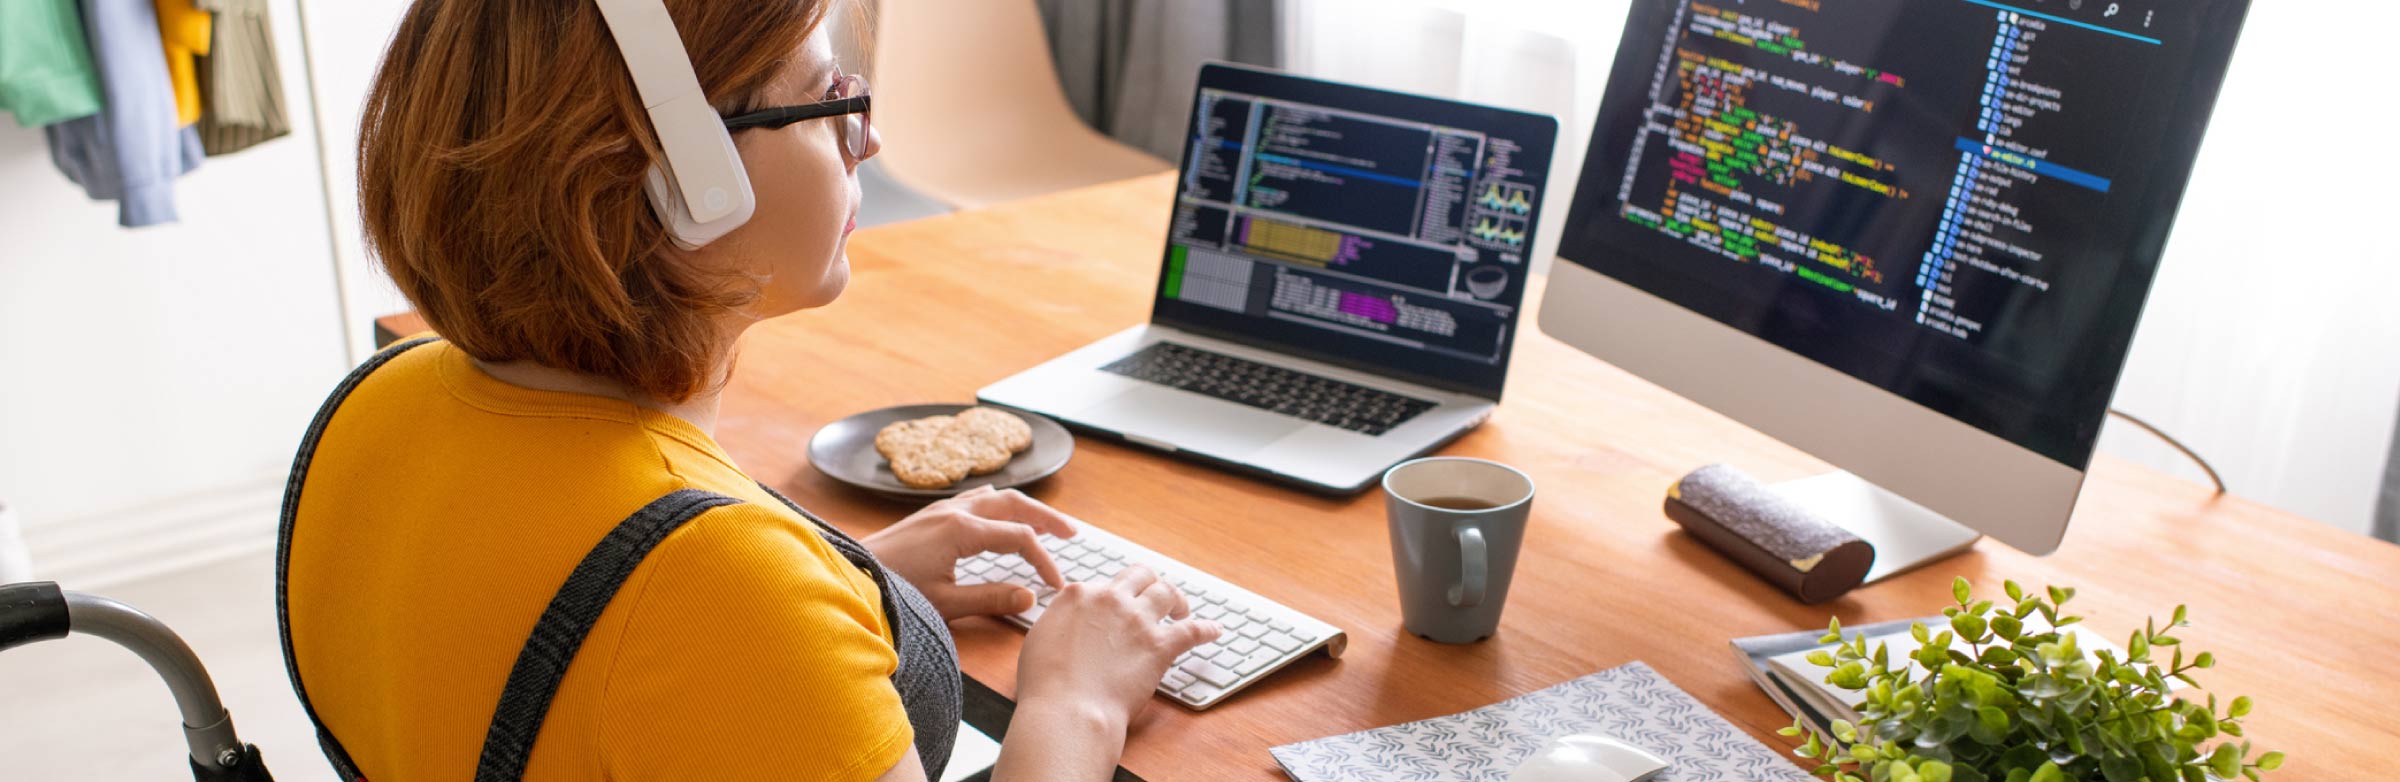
[0,502,31,583]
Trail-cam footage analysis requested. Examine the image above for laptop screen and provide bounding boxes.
[1150,64,1558,398]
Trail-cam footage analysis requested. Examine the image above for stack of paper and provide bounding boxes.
[1734,617,2143,735]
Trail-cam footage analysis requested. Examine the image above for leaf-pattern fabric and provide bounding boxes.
[1271,661,1813,782]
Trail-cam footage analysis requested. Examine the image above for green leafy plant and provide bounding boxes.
[1778,578,2283,782]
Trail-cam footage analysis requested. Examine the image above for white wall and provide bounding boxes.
[0,0,350,584]
[2098,0,2400,532]
[1285,0,2400,536]
[297,0,416,361]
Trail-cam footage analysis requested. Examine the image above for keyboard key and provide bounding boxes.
[1234,648,1284,674]
[1268,619,1295,634]
[1179,682,1223,703]
[1163,669,1196,690]
[1228,637,1262,655]
[1238,622,1269,639]
[1185,659,1240,688]
[1210,649,1245,668]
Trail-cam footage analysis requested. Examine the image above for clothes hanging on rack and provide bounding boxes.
[153,0,211,127]
[45,0,204,228]
[193,0,289,155]
[0,0,106,127]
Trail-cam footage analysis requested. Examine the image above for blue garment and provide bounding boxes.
[44,0,202,227]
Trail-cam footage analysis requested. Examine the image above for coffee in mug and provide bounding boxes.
[1382,457,1534,644]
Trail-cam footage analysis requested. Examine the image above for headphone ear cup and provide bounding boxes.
[643,151,754,250]
[642,163,702,250]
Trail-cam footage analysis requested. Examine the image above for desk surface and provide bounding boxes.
[382,174,2399,780]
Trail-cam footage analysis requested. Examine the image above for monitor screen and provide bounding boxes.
[1152,64,1559,397]
[1557,0,2247,467]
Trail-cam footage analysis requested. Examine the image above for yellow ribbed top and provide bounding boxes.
[284,340,912,780]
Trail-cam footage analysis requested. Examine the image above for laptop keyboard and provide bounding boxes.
[1099,343,1437,435]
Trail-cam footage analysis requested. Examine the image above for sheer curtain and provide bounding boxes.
[1279,0,2400,537]
[1042,0,1281,161]
[1281,0,1629,273]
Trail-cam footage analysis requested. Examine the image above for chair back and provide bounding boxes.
[868,0,1168,208]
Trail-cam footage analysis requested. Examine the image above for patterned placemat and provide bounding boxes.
[1269,661,1814,782]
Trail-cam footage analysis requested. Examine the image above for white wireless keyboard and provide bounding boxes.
[953,517,1346,709]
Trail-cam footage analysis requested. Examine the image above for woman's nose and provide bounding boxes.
[860,124,883,162]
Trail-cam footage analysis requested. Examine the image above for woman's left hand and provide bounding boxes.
[863,486,1078,621]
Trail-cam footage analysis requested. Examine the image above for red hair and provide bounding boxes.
[358,0,833,401]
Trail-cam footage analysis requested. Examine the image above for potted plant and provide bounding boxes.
[1780,578,2284,782]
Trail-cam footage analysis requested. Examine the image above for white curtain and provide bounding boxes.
[1281,0,1629,273]
[1280,0,2400,536]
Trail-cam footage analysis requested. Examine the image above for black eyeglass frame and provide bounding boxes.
[721,95,871,134]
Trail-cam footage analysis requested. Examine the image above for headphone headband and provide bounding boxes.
[592,0,755,248]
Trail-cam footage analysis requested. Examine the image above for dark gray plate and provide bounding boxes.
[808,404,1074,499]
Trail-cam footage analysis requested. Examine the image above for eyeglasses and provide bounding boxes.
[721,72,873,159]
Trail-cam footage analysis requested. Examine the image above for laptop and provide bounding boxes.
[979,63,1560,494]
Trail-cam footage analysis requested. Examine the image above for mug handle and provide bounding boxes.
[1448,525,1487,608]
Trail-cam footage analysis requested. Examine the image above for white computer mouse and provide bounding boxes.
[1509,733,1673,782]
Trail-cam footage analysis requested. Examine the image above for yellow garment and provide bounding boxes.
[285,339,913,781]
[151,0,208,126]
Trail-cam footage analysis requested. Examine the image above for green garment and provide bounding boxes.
[0,0,106,127]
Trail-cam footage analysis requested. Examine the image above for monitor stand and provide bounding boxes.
[1773,472,1982,584]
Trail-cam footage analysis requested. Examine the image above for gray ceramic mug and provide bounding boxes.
[1383,457,1534,644]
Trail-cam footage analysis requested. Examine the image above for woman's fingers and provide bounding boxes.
[965,489,1078,539]
[947,581,1037,617]
[966,515,1066,588]
[1163,618,1223,654]
[1111,563,1160,600]
[1135,576,1189,620]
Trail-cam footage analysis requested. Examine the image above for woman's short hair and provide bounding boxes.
[359,0,832,402]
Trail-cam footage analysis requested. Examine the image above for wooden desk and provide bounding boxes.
[379,174,2400,780]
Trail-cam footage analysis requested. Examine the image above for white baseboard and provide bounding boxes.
[17,475,286,590]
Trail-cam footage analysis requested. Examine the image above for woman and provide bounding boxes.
[277,1,1218,780]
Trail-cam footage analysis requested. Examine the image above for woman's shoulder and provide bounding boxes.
[652,494,887,602]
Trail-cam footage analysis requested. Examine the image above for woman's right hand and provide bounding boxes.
[1014,564,1221,733]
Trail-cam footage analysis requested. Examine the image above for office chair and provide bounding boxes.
[868,0,1171,210]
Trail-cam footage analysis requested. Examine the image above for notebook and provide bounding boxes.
[1269,661,1813,782]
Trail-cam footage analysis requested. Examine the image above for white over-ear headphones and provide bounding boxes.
[592,0,756,249]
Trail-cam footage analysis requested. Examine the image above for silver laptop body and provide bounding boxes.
[980,64,1559,494]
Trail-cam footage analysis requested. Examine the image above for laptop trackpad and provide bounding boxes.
[1082,386,1305,459]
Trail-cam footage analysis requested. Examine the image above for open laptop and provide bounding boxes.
[980,64,1559,494]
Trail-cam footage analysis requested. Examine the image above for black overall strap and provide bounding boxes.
[473,489,741,782]
[277,336,441,781]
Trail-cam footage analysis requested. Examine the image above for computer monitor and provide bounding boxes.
[1542,0,2251,578]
